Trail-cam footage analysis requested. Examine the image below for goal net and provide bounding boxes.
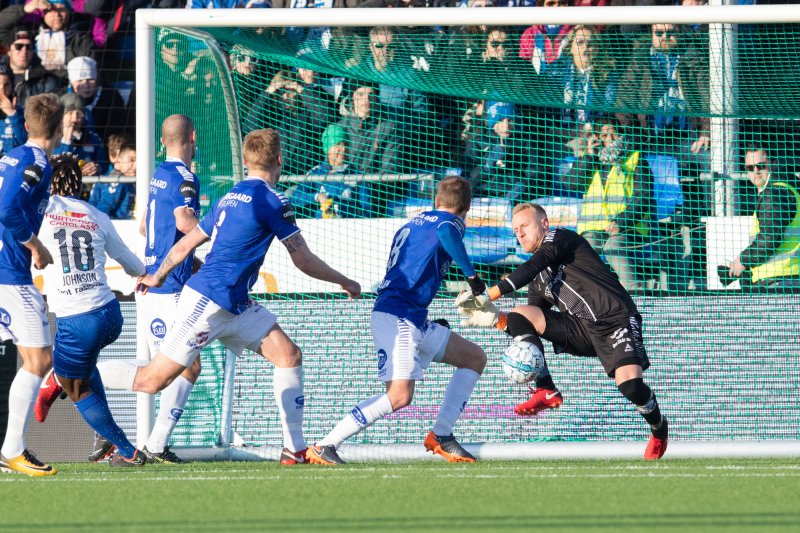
[123,5,800,460]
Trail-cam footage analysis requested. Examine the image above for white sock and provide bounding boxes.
[273,366,306,453]
[1,369,42,458]
[318,393,393,449]
[432,368,480,436]
[145,375,193,453]
[96,360,145,391]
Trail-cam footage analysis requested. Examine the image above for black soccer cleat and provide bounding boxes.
[141,446,188,464]
[88,433,116,463]
[109,449,146,467]
[306,445,346,465]
[424,431,476,463]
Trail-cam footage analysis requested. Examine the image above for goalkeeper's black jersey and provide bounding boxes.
[497,228,638,321]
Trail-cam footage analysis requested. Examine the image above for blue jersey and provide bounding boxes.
[144,158,200,294]
[188,177,300,314]
[374,210,466,328]
[0,142,51,285]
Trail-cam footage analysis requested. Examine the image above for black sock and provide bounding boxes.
[507,312,554,389]
[617,378,665,437]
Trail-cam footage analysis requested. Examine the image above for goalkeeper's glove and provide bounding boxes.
[458,303,501,328]
[455,289,491,311]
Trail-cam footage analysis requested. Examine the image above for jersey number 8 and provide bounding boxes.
[386,227,411,271]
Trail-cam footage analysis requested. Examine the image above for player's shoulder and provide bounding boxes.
[0,144,46,176]
[157,159,197,183]
[434,211,465,232]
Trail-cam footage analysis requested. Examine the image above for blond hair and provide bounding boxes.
[24,93,64,139]
[512,202,548,219]
[243,129,281,170]
[436,176,472,214]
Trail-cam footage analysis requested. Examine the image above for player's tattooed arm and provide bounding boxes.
[282,232,305,254]
[152,227,209,284]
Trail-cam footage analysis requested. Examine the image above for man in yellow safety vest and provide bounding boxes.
[564,117,655,291]
[729,146,800,289]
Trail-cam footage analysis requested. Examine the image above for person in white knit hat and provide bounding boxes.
[66,56,128,144]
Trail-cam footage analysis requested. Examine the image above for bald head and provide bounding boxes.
[161,114,195,148]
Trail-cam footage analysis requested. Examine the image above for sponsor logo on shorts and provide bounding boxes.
[377,349,387,371]
[295,395,305,408]
[150,319,167,339]
[351,406,368,427]
[169,408,184,422]
[0,308,10,326]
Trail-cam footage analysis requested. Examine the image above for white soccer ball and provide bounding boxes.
[500,338,545,384]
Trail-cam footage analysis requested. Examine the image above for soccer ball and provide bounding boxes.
[500,337,545,384]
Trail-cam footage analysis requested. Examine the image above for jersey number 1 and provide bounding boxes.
[54,228,95,273]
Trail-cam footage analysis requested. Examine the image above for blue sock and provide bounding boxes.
[75,392,136,459]
[89,367,107,403]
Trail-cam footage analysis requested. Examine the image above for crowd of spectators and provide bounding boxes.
[0,0,796,288]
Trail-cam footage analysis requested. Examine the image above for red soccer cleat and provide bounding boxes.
[34,369,64,423]
[279,447,308,465]
[644,418,669,460]
[514,387,563,416]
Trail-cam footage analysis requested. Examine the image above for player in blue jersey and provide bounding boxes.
[35,154,147,467]
[36,115,203,464]
[103,128,361,465]
[0,94,64,477]
[307,176,488,465]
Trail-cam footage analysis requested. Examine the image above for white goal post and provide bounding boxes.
[134,4,800,461]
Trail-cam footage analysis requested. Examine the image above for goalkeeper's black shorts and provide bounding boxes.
[538,308,650,378]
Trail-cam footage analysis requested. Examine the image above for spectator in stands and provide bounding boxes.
[464,101,532,200]
[615,23,710,171]
[66,56,129,143]
[88,142,135,219]
[0,63,26,156]
[156,30,197,93]
[243,68,333,175]
[563,116,655,291]
[728,145,800,289]
[0,0,95,79]
[104,132,131,173]
[301,124,357,218]
[518,0,573,74]
[482,27,509,63]
[0,26,62,107]
[337,80,398,175]
[547,25,617,157]
[55,92,108,176]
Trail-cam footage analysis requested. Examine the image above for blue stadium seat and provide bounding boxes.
[645,154,684,222]
[464,226,518,265]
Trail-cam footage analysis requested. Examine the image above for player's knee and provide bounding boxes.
[464,345,487,374]
[507,310,543,337]
[387,387,414,410]
[273,343,302,368]
[617,378,652,407]
[182,358,202,383]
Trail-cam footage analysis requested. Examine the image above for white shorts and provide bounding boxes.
[136,291,181,358]
[0,284,52,348]
[159,285,277,367]
[370,311,451,382]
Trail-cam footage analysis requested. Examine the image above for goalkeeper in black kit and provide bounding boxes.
[457,203,668,459]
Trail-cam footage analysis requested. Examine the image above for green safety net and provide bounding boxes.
[143,23,800,449]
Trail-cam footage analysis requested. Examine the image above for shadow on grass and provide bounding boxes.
[2,512,800,531]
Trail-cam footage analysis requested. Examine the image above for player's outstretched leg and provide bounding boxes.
[142,359,200,464]
[1,357,56,477]
[617,376,668,460]
[505,312,563,416]
[425,333,483,463]
[309,393,394,466]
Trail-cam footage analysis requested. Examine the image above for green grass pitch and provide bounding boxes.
[1,458,799,532]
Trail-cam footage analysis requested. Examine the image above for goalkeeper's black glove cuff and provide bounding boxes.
[467,275,487,297]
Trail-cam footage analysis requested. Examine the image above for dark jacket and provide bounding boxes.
[739,176,799,269]
[1,55,64,108]
[337,111,398,175]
